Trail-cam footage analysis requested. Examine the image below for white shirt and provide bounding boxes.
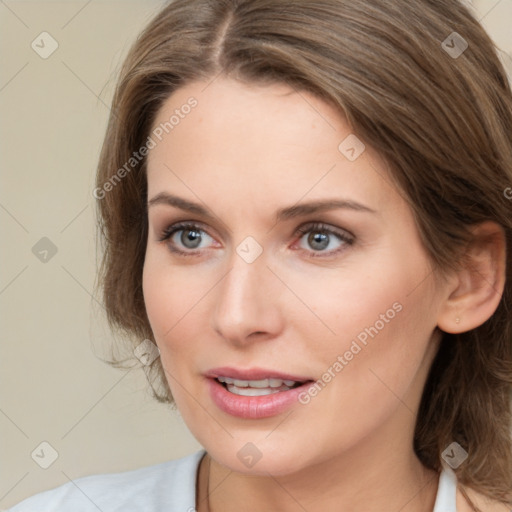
[7,450,458,511]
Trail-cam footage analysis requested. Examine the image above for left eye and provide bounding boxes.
[296,224,353,254]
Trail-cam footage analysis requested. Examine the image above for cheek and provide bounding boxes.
[142,260,199,412]
[278,248,431,353]
[142,249,210,339]
[142,254,187,368]
[142,252,215,387]
[283,246,438,396]
[143,256,173,340]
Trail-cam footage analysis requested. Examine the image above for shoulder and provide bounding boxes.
[457,486,510,512]
[7,450,205,512]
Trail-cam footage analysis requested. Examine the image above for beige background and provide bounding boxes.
[1,0,511,508]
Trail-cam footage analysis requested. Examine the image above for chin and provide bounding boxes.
[202,436,315,477]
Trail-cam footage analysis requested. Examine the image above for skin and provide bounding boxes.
[142,77,506,512]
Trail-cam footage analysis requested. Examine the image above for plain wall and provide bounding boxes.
[1,0,511,508]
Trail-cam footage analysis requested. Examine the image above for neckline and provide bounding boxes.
[193,452,458,512]
[433,466,458,512]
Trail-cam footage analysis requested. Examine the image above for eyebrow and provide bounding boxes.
[147,192,377,221]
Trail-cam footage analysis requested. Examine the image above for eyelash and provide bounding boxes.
[157,221,354,258]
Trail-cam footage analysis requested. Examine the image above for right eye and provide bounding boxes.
[159,222,218,256]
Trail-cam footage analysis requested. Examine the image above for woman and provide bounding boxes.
[9,0,512,510]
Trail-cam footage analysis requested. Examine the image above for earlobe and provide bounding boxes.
[437,221,506,334]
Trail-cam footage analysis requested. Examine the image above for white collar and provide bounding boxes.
[433,466,458,512]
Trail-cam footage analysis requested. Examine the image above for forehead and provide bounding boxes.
[146,77,403,219]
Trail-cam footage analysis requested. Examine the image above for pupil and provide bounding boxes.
[181,229,201,248]
[308,232,329,250]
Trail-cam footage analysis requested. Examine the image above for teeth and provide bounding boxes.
[216,375,307,396]
[248,379,269,388]
[226,384,283,396]
[217,376,300,388]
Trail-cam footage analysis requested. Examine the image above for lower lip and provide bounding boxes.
[207,378,313,419]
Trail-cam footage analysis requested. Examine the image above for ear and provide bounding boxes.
[437,221,507,334]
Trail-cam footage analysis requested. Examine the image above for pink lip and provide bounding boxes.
[205,367,314,419]
[205,366,312,382]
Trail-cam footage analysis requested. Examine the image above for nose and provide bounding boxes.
[212,250,284,346]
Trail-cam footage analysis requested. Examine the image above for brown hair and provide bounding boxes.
[95,0,512,504]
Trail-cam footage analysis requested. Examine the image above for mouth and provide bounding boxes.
[205,367,315,419]
[215,376,306,396]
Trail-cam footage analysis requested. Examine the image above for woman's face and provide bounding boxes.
[143,77,447,475]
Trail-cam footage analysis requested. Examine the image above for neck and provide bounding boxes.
[200,432,439,512]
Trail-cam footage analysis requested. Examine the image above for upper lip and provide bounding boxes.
[205,366,313,382]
